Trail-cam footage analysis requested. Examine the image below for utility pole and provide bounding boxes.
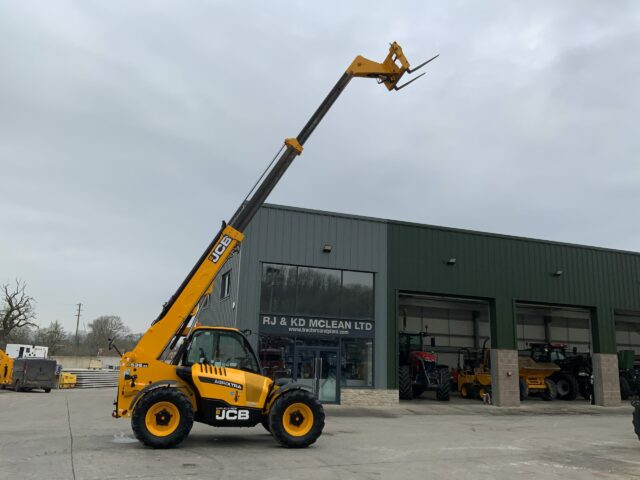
[74,303,82,351]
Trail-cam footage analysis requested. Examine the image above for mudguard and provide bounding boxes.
[265,379,314,410]
[127,380,195,414]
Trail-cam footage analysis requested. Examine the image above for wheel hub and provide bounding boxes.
[289,411,304,427]
[155,409,172,426]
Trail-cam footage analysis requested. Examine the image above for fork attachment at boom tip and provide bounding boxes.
[346,41,438,91]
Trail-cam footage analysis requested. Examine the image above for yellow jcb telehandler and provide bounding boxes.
[111,43,437,448]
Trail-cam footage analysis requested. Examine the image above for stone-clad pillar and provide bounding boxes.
[592,353,621,406]
[490,349,520,406]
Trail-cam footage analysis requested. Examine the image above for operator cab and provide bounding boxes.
[181,327,261,374]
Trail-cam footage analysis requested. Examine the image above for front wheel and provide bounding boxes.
[542,379,558,401]
[398,365,413,400]
[269,389,324,448]
[131,388,194,449]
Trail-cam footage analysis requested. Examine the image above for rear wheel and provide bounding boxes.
[131,388,194,449]
[633,404,640,440]
[542,379,558,401]
[44,388,51,393]
[620,376,632,401]
[436,375,451,401]
[398,366,413,400]
[269,389,324,448]
[519,378,529,401]
[554,373,578,401]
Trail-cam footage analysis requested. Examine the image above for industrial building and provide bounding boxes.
[202,204,640,407]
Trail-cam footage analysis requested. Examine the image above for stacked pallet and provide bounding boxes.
[62,369,119,388]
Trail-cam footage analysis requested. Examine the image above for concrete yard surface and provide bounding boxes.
[1,388,639,480]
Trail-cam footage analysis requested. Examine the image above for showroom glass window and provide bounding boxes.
[259,263,374,319]
[341,339,373,387]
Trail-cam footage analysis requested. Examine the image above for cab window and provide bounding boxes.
[186,330,215,366]
[185,330,260,374]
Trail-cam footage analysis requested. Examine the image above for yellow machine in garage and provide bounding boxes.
[111,43,437,449]
[0,349,14,388]
[457,340,560,401]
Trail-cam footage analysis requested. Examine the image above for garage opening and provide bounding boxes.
[398,292,490,401]
[615,311,640,354]
[517,303,592,352]
[516,303,593,401]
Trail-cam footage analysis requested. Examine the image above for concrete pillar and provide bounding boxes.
[592,353,621,406]
[490,349,520,407]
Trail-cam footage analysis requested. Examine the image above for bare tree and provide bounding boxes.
[86,316,130,354]
[1,279,37,344]
[35,321,68,355]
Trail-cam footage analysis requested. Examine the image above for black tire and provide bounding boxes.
[519,378,529,401]
[44,388,51,393]
[436,373,451,401]
[633,404,640,441]
[412,385,425,398]
[399,365,413,400]
[14,380,22,392]
[269,389,324,448]
[542,379,558,401]
[620,376,632,401]
[131,388,194,449]
[554,373,579,401]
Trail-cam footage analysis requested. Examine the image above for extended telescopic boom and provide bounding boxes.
[134,43,437,361]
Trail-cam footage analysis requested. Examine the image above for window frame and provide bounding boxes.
[259,262,375,320]
[220,271,231,300]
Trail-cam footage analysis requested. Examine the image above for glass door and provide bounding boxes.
[294,347,340,404]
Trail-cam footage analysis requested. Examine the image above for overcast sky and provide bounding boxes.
[1,1,638,333]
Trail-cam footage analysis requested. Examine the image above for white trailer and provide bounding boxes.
[5,344,48,359]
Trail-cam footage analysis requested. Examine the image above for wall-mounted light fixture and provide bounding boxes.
[322,244,333,253]
[446,258,457,266]
[553,270,564,277]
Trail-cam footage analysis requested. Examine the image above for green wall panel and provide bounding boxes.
[386,222,640,388]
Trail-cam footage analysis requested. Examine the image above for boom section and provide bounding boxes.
[127,42,436,363]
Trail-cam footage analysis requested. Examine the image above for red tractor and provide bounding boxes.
[398,331,451,401]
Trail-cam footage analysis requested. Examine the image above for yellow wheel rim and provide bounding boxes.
[145,401,180,437]
[282,403,313,437]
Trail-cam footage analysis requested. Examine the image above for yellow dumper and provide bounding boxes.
[457,342,560,401]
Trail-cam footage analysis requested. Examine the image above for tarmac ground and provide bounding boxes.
[1,387,639,480]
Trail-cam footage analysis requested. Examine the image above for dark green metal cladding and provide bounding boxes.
[386,221,640,388]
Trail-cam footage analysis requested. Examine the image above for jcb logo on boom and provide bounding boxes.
[215,408,249,421]
[208,235,232,263]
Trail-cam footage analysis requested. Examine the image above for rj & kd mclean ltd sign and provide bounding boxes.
[260,315,374,338]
